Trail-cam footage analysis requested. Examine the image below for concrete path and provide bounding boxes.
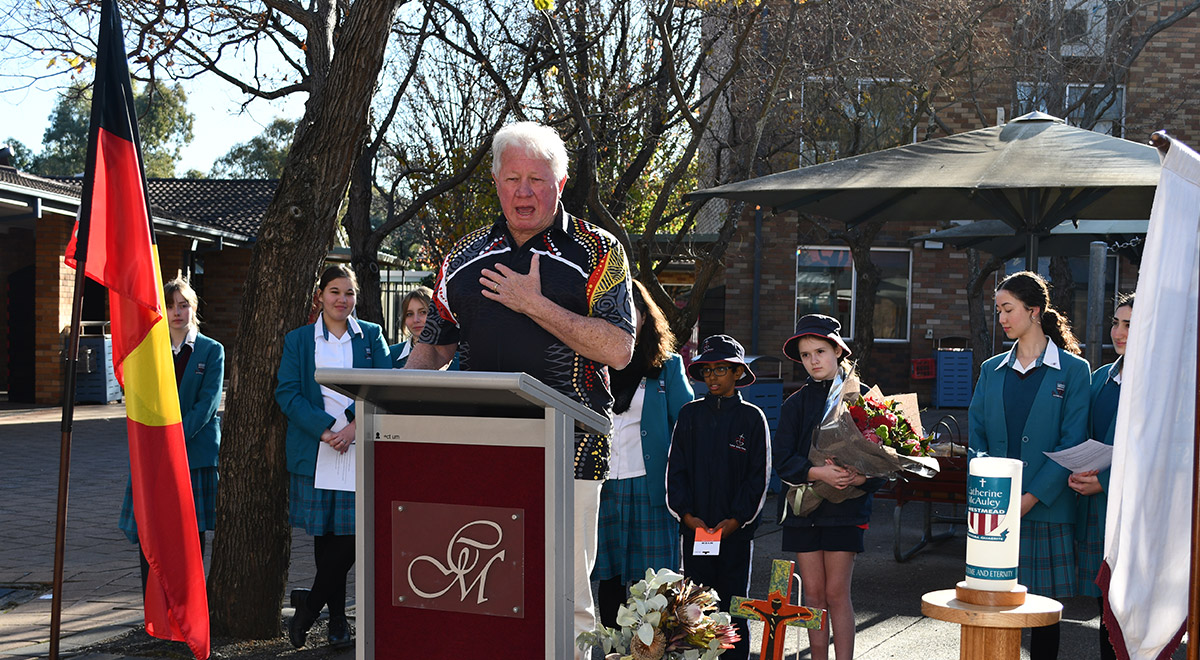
[0,402,340,658]
[0,401,1186,659]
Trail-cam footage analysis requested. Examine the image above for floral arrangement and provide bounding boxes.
[848,393,932,457]
[576,568,740,660]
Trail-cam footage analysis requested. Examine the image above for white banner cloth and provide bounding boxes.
[1100,141,1199,660]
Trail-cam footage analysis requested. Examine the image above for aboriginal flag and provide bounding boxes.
[64,1,210,657]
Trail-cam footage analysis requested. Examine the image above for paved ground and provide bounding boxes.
[0,401,1187,659]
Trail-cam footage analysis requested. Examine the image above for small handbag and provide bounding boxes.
[784,482,824,520]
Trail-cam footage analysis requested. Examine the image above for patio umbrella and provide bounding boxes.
[911,219,1148,264]
[688,112,1161,266]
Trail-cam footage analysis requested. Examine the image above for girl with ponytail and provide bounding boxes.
[967,271,1092,660]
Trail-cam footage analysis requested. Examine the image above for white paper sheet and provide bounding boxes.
[1043,439,1113,473]
[314,441,356,492]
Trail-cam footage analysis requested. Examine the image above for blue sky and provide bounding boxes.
[0,72,301,176]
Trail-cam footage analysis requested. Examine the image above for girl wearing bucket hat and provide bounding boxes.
[774,314,882,660]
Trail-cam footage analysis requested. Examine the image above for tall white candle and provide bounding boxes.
[965,457,1023,591]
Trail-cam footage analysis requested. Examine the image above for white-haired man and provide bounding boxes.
[407,121,636,654]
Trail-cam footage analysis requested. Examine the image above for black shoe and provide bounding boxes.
[328,614,352,646]
[288,590,317,648]
[290,589,310,610]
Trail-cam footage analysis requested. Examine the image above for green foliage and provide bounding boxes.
[34,84,91,176]
[2,139,36,171]
[32,81,194,177]
[210,118,295,178]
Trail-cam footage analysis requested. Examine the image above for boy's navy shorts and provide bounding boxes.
[782,524,866,553]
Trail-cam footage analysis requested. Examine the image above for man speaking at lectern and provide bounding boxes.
[406,121,636,653]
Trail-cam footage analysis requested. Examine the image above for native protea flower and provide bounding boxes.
[630,627,666,660]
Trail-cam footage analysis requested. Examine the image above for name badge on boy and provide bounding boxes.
[693,528,721,556]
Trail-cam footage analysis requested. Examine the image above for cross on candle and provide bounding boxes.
[731,559,825,660]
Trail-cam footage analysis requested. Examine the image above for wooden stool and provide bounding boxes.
[921,582,1062,660]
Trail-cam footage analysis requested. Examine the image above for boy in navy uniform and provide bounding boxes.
[666,335,771,660]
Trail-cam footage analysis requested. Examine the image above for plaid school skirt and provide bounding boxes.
[289,473,355,536]
[1019,520,1077,598]
[118,467,218,545]
[1074,498,1105,598]
[592,476,679,581]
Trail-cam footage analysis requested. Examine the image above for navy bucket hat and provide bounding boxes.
[783,314,853,363]
[688,334,756,387]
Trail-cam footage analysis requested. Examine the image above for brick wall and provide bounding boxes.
[32,214,75,404]
[197,248,253,372]
[1126,4,1200,145]
[720,208,1147,407]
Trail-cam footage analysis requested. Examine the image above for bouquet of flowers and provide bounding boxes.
[847,392,933,457]
[786,373,940,518]
[576,568,740,660]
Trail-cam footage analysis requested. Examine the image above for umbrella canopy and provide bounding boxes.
[689,112,1161,264]
[912,219,1148,263]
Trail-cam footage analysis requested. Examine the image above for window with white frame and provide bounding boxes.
[1060,0,1107,57]
[795,246,912,341]
[1014,82,1124,137]
[1066,84,1125,137]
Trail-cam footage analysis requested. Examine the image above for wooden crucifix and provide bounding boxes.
[731,559,825,660]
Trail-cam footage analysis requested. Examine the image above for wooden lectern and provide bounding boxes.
[316,369,610,660]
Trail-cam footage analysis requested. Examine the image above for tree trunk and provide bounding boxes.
[966,248,1002,381]
[846,220,884,382]
[207,0,401,639]
[346,134,385,327]
[1048,255,1074,320]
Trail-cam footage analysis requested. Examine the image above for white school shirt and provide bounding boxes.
[607,381,647,479]
[172,326,198,354]
[314,314,362,432]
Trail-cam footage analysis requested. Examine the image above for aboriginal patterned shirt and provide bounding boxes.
[421,208,636,480]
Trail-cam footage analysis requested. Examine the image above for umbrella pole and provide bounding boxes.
[1024,234,1039,271]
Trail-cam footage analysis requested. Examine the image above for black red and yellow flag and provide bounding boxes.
[64,1,210,657]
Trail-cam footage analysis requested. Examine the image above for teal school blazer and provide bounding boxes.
[276,319,391,477]
[180,332,225,469]
[1075,361,1120,534]
[637,353,695,506]
[968,345,1091,524]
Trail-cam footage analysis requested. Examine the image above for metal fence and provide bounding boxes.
[380,279,429,345]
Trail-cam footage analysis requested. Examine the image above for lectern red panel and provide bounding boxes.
[373,441,545,657]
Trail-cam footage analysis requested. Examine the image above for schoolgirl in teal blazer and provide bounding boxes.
[1070,293,1132,660]
[276,316,390,479]
[275,265,390,649]
[969,341,1091,524]
[967,271,1090,660]
[593,280,694,629]
[119,278,224,597]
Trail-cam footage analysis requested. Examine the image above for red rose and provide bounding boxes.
[850,405,869,430]
[870,411,898,429]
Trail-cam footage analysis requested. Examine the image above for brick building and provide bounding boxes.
[0,166,269,404]
[703,1,1197,404]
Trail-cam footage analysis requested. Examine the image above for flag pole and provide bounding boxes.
[50,255,89,660]
[1152,129,1200,660]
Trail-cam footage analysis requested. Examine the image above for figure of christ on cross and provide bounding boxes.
[731,559,826,660]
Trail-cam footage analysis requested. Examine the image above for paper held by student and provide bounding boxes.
[1043,439,1113,473]
[315,417,356,492]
